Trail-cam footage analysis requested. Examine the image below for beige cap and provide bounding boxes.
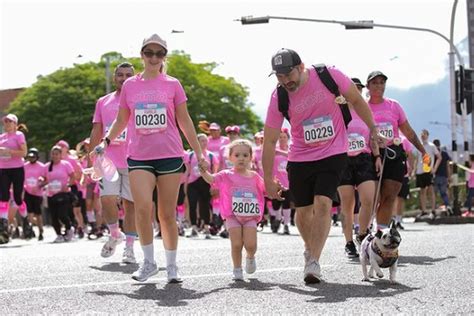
[141,34,168,52]
[3,113,18,124]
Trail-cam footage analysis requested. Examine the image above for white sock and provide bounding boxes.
[165,249,177,267]
[141,243,154,263]
[395,215,402,223]
[274,208,282,221]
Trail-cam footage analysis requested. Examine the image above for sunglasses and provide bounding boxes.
[142,50,166,58]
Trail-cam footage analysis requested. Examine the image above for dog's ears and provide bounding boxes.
[389,220,396,230]
[375,230,383,239]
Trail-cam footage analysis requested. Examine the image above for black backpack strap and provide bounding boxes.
[313,64,352,128]
[188,151,194,164]
[277,84,290,122]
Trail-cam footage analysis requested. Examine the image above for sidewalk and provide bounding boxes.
[405,209,474,225]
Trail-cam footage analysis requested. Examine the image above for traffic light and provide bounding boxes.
[456,65,474,115]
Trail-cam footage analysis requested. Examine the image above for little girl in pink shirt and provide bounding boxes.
[199,139,265,281]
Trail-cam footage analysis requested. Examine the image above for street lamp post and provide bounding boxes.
[240,1,465,215]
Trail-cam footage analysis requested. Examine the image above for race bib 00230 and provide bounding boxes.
[134,103,167,135]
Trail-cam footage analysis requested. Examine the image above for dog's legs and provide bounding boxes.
[389,260,398,284]
[360,255,369,281]
[369,256,384,278]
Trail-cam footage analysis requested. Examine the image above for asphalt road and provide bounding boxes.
[0,220,472,314]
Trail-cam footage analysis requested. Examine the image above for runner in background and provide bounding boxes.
[24,148,46,240]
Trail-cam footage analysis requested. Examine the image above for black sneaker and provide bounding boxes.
[345,241,359,258]
[219,229,229,239]
[38,233,44,241]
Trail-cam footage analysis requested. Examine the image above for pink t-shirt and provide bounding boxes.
[469,171,474,188]
[44,160,74,197]
[253,146,263,177]
[93,91,128,169]
[369,98,407,146]
[346,109,371,157]
[213,169,265,221]
[273,154,289,189]
[187,150,218,184]
[218,144,233,170]
[265,66,351,162]
[0,131,26,169]
[62,154,82,186]
[24,161,45,197]
[207,136,229,155]
[119,73,187,160]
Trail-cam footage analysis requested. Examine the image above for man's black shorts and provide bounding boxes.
[339,153,377,186]
[416,172,433,188]
[287,153,348,208]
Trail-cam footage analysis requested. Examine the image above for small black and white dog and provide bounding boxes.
[360,221,402,283]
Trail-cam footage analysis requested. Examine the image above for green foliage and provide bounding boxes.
[8,51,262,152]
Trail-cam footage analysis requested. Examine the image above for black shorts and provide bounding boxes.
[271,190,292,210]
[380,145,406,183]
[24,191,43,215]
[128,157,185,177]
[398,177,410,199]
[339,153,377,186]
[416,172,433,188]
[288,153,348,208]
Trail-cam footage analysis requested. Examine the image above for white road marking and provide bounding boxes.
[0,265,333,294]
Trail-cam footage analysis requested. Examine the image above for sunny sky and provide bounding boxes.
[0,0,469,121]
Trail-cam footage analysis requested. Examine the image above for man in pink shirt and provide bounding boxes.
[262,48,382,284]
[207,122,229,155]
[90,62,137,264]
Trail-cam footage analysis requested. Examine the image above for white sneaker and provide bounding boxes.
[64,227,75,242]
[245,257,257,274]
[101,233,124,258]
[53,235,65,243]
[132,259,158,282]
[122,246,136,264]
[303,250,311,265]
[167,265,182,283]
[233,268,244,281]
[304,259,322,284]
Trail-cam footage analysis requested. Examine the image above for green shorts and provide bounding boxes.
[127,157,185,177]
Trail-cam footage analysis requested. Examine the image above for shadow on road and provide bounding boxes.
[88,262,145,274]
[397,255,456,266]
[278,281,420,303]
[89,283,231,307]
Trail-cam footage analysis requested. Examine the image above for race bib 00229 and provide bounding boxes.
[302,116,335,146]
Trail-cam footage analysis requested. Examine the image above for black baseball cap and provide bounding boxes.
[351,77,365,88]
[270,48,302,76]
[367,71,388,83]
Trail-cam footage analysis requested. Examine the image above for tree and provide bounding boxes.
[8,51,262,152]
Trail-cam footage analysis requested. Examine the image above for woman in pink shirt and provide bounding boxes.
[95,34,205,283]
[24,148,46,241]
[200,139,265,281]
[43,146,76,243]
[0,114,28,244]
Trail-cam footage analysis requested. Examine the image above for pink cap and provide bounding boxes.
[56,140,69,149]
[2,114,18,124]
[209,122,220,130]
[225,125,240,134]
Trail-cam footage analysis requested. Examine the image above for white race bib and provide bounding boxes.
[231,190,260,217]
[49,180,62,194]
[26,177,38,188]
[105,125,127,145]
[348,133,366,154]
[134,103,167,135]
[277,160,287,173]
[303,116,335,145]
[378,122,394,141]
